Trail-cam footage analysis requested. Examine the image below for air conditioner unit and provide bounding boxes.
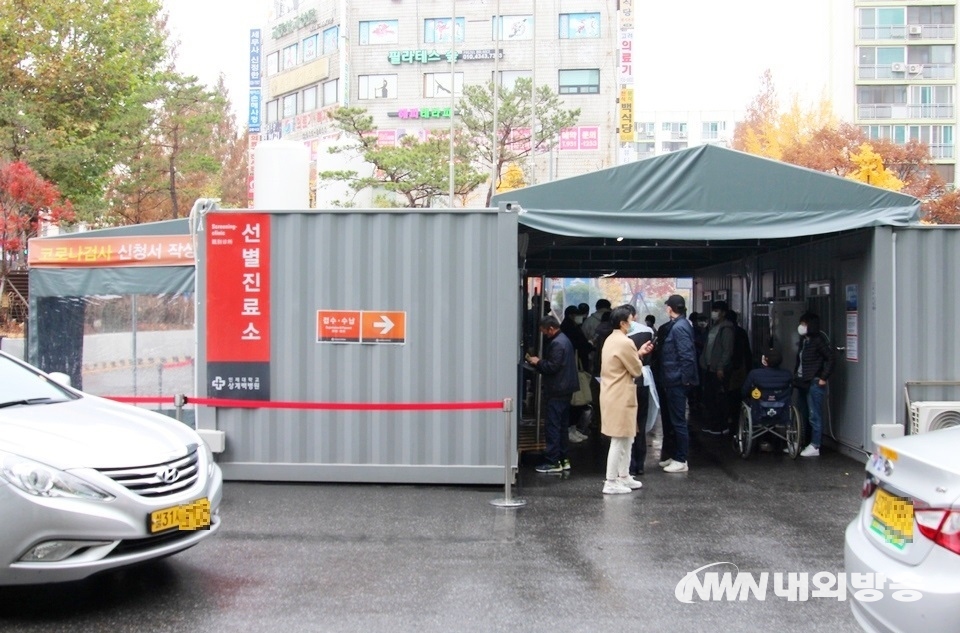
[910,401,960,434]
[908,25,923,35]
[891,62,907,72]
[908,64,923,74]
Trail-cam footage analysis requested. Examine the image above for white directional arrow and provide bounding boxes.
[373,315,394,335]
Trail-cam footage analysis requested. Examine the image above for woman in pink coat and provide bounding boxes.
[600,306,654,495]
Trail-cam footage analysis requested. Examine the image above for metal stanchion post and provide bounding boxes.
[174,393,185,423]
[490,397,526,508]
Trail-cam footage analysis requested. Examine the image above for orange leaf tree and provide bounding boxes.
[0,161,75,272]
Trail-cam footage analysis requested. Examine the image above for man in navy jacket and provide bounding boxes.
[658,295,699,473]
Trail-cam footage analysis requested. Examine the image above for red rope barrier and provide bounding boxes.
[104,395,504,411]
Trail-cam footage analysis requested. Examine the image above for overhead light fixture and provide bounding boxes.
[616,237,624,242]
[600,271,618,278]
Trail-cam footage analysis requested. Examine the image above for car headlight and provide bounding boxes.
[0,451,114,501]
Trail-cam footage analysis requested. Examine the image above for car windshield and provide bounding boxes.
[0,355,76,407]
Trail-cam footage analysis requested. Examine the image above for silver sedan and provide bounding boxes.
[844,426,960,632]
[0,351,222,585]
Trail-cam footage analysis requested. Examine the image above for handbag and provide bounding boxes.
[570,357,593,407]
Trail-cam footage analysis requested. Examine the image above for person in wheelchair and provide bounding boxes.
[741,348,794,451]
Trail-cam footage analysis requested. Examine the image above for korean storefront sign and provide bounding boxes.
[619,88,635,142]
[28,235,195,267]
[206,214,271,400]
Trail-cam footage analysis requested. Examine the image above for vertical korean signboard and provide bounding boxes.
[618,0,636,163]
[206,214,271,400]
[248,28,262,206]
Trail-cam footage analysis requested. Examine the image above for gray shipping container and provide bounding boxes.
[196,208,520,484]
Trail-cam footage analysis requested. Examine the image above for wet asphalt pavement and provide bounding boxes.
[0,429,866,633]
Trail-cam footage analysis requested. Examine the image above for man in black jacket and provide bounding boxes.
[794,311,835,457]
[527,315,579,473]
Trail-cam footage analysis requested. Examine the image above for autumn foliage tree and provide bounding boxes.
[735,69,960,223]
[0,161,75,273]
[496,163,527,193]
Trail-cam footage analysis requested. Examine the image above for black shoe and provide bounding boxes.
[630,470,645,477]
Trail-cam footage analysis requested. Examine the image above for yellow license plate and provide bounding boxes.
[869,488,913,550]
[149,498,211,533]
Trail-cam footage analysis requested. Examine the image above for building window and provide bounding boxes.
[303,85,318,112]
[495,70,531,90]
[323,26,339,55]
[493,15,532,40]
[662,122,688,138]
[636,122,655,138]
[702,121,726,139]
[302,35,318,62]
[282,93,297,118]
[424,72,463,98]
[558,69,599,94]
[908,5,955,26]
[559,13,600,39]
[858,8,905,40]
[358,74,397,100]
[359,20,399,45]
[323,79,338,106]
[265,99,279,124]
[282,43,298,70]
[424,18,464,43]
[266,51,280,77]
[275,0,299,18]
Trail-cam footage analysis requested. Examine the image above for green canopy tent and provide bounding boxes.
[492,144,922,277]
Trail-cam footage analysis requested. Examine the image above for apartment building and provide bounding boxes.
[855,0,958,184]
[259,0,627,206]
[631,111,738,160]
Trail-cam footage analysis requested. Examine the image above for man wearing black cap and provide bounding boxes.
[657,294,699,473]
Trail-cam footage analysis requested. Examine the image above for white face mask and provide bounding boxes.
[798,324,808,336]
[711,310,720,322]
[574,315,584,325]
[628,321,642,335]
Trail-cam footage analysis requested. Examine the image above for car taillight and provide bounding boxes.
[915,508,960,555]
[861,475,877,499]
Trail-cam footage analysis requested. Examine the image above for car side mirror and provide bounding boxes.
[48,372,72,388]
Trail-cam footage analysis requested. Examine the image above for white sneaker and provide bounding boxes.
[568,429,585,443]
[618,475,643,490]
[663,460,689,473]
[800,444,820,457]
[574,428,589,441]
[658,459,673,468]
[602,479,631,495]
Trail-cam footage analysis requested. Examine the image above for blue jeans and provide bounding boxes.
[544,397,571,464]
[796,382,826,448]
[665,385,690,463]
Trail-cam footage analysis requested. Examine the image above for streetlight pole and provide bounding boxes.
[492,0,500,198]
[449,0,457,207]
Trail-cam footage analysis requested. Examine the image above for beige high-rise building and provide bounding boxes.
[854,0,958,184]
[260,1,627,206]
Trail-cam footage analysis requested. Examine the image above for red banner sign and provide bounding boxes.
[206,214,271,363]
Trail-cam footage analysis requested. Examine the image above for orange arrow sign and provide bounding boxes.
[360,311,406,344]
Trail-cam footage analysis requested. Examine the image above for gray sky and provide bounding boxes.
[163,0,845,124]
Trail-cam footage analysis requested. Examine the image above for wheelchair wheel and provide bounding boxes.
[734,403,753,458]
[784,405,803,459]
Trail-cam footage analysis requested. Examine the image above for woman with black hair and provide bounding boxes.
[794,312,835,457]
[599,306,653,494]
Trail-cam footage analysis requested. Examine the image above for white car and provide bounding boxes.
[844,426,960,632]
[0,351,222,585]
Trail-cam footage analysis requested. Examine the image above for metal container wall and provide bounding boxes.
[892,227,960,409]
[196,208,519,484]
